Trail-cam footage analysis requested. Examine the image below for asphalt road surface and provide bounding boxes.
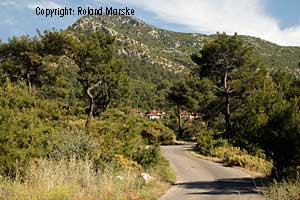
[159,145,263,200]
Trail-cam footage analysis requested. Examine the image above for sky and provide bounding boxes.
[0,0,299,46]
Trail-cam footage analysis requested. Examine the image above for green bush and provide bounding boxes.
[234,78,300,178]
[0,82,65,177]
[194,130,228,156]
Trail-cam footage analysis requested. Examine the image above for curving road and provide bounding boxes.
[159,145,263,200]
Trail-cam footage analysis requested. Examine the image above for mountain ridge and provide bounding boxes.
[69,15,300,73]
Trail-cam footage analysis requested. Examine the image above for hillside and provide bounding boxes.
[69,15,300,73]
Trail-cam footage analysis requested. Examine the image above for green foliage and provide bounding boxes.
[167,80,198,139]
[32,108,173,171]
[0,30,131,127]
[167,81,197,110]
[233,73,300,178]
[0,36,44,90]
[0,81,175,177]
[190,34,300,179]
[181,119,203,141]
[133,145,161,169]
[147,156,176,183]
[0,82,65,177]
[191,33,253,81]
[191,33,258,139]
[60,31,131,126]
[194,129,228,156]
[0,25,179,200]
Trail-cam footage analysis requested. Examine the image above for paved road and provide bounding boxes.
[159,145,263,200]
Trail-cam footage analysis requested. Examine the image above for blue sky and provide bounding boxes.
[0,0,299,46]
[264,0,300,28]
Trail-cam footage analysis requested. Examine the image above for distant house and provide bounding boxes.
[145,110,166,120]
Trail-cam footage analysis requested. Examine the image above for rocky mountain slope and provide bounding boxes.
[69,16,300,74]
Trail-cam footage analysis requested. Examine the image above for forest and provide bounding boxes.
[0,27,299,199]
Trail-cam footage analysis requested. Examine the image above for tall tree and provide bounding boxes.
[65,31,128,127]
[191,33,255,139]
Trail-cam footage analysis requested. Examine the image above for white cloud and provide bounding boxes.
[27,0,64,9]
[0,0,64,9]
[0,17,17,26]
[114,0,300,46]
[0,1,18,7]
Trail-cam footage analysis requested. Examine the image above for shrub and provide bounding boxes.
[211,146,273,175]
[225,154,273,175]
[194,130,273,175]
[0,83,65,177]
[132,145,161,169]
[211,146,244,160]
[194,130,228,156]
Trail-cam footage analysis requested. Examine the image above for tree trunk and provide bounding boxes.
[86,85,94,128]
[26,73,32,94]
[178,107,182,139]
[224,67,231,139]
[85,80,103,128]
[225,91,231,139]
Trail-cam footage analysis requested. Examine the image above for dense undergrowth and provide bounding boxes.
[194,137,273,175]
[0,82,175,200]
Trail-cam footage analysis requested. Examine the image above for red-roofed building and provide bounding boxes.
[145,110,166,120]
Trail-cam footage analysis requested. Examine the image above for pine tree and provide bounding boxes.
[191,33,255,139]
[65,31,128,127]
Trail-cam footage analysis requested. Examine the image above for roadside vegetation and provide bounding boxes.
[0,158,174,200]
[264,178,300,200]
[194,142,273,175]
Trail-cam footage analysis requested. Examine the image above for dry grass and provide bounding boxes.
[192,146,273,176]
[0,158,171,200]
[264,179,300,200]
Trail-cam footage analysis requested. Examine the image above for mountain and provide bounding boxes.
[69,15,300,73]
[67,16,300,110]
